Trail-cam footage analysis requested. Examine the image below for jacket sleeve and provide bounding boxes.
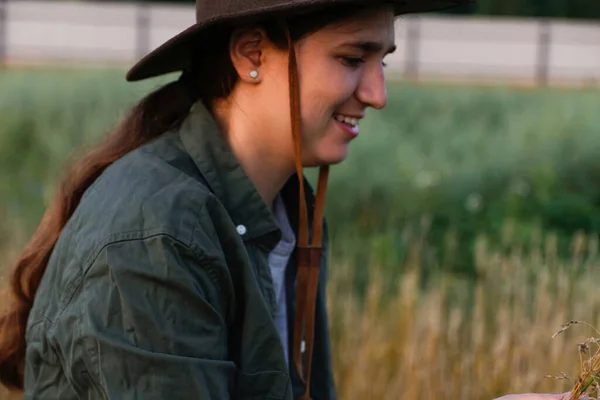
[53,233,235,400]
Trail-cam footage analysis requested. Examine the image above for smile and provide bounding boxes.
[333,113,361,139]
[333,113,360,128]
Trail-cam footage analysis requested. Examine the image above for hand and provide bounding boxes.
[493,393,589,400]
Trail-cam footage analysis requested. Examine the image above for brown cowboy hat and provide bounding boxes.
[125,0,474,82]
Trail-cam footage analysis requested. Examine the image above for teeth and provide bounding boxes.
[334,114,359,127]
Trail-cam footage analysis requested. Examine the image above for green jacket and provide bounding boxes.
[24,102,337,399]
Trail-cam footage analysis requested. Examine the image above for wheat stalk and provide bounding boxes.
[552,321,600,400]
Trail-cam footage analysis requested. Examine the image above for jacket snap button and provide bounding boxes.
[236,225,247,235]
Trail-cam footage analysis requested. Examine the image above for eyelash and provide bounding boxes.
[340,56,388,69]
[341,56,365,68]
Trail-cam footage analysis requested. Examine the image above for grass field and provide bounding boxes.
[2,69,600,399]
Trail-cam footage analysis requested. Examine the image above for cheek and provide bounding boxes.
[299,82,353,140]
[296,56,358,147]
[303,66,357,115]
[299,97,334,144]
[301,71,344,113]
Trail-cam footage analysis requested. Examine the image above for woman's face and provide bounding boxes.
[294,7,396,167]
[230,6,396,168]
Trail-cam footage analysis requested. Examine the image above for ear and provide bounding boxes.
[229,27,268,83]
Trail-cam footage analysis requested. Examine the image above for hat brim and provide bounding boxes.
[126,0,473,82]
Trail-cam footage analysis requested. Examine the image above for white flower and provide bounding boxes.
[415,170,439,189]
[465,193,482,213]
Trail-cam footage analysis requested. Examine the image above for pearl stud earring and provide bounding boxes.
[250,70,259,79]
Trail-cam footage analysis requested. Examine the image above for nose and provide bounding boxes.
[355,64,388,110]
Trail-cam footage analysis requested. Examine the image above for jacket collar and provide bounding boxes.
[178,101,317,249]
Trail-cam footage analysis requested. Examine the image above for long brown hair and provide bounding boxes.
[0,4,374,391]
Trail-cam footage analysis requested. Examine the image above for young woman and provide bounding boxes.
[0,0,582,398]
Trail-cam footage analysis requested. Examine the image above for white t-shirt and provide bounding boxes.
[268,194,296,365]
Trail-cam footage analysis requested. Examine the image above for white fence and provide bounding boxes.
[1,0,600,86]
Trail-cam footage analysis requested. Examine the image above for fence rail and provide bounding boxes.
[1,0,600,87]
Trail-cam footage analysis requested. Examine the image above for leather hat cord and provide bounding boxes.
[285,29,330,400]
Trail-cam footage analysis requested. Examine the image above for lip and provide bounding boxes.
[333,112,365,120]
[336,113,364,119]
[334,118,359,139]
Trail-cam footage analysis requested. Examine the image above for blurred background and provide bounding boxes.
[2,0,600,399]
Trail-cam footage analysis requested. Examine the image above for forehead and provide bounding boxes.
[306,8,396,47]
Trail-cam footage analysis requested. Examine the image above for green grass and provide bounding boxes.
[2,68,600,279]
[0,69,168,224]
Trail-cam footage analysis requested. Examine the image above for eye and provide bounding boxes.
[340,56,365,68]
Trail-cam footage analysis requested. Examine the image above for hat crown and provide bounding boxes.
[195,0,350,24]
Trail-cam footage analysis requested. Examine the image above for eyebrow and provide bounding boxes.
[340,40,397,55]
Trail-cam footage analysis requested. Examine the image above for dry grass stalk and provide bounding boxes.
[2,228,600,399]
[552,321,600,400]
[329,230,600,399]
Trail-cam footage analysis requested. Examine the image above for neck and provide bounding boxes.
[211,97,296,211]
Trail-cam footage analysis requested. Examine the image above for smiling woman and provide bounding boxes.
[325,38,395,140]
[3,1,569,400]
[0,4,404,398]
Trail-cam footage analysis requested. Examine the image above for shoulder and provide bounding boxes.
[26,130,237,336]
[71,131,225,253]
[46,131,236,305]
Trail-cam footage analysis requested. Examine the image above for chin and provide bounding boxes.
[310,150,349,167]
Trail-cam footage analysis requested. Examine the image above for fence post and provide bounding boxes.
[0,0,7,69]
[405,15,421,80]
[536,19,552,86]
[135,0,150,60]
